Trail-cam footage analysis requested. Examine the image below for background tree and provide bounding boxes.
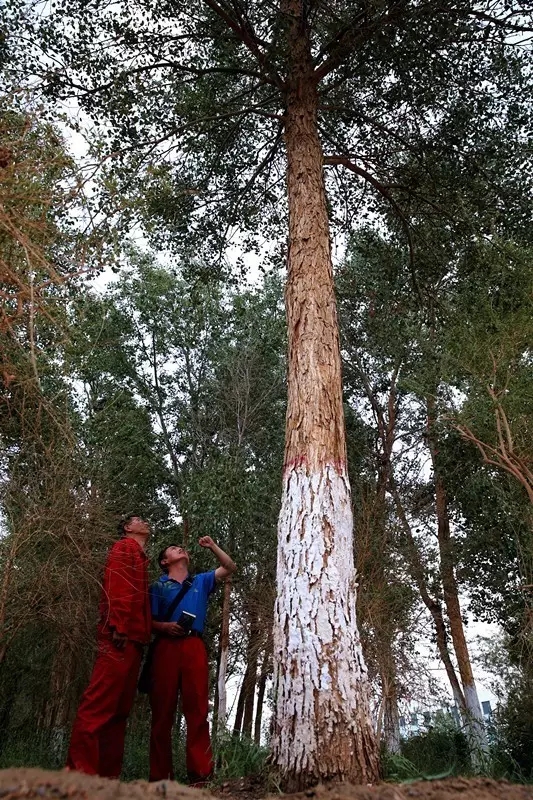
[4,0,533,784]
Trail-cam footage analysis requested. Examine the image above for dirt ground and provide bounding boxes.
[0,769,532,800]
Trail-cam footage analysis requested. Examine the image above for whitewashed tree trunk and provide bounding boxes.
[273,465,377,786]
[217,577,231,730]
[270,1,379,788]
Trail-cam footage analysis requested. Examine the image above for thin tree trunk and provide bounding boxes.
[368,461,401,755]
[271,2,378,787]
[391,479,467,714]
[233,673,246,738]
[0,533,23,669]
[212,648,220,739]
[427,395,488,761]
[254,629,272,745]
[242,607,259,738]
[354,362,467,717]
[217,577,232,731]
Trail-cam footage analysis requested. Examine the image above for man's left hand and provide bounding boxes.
[111,630,128,650]
[199,536,215,549]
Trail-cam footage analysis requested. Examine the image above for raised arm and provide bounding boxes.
[198,536,236,581]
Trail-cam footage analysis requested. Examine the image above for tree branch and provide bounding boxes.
[314,1,409,81]
[201,0,285,90]
[324,153,423,303]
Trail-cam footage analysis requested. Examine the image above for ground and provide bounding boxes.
[0,770,532,800]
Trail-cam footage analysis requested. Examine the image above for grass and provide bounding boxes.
[1,716,531,787]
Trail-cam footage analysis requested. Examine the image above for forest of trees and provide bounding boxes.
[0,0,532,790]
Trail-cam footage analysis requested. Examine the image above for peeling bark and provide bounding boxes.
[273,466,378,787]
[271,1,378,786]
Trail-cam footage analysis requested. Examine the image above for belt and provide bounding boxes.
[188,630,203,639]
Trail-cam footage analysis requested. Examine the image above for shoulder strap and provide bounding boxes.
[162,575,194,622]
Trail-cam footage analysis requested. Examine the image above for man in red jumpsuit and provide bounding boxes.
[66,515,151,777]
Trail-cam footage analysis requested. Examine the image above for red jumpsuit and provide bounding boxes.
[149,636,213,783]
[66,536,151,777]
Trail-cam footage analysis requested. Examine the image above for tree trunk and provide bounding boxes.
[242,607,259,739]
[434,471,488,757]
[271,2,379,787]
[254,629,272,745]
[381,679,401,756]
[233,673,246,738]
[354,363,467,717]
[427,395,488,761]
[217,577,232,731]
[378,634,401,755]
[391,479,468,714]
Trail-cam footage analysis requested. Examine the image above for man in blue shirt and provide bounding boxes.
[148,535,236,785]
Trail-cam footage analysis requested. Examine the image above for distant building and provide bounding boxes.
[398,700,492,737]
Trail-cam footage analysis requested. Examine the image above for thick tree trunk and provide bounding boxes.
[217,577,232,730]
[427,396,488,761]
[271,2,379,788]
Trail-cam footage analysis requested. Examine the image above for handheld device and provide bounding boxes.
[177,611,196,632]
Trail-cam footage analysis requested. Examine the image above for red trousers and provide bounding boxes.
[66,638,142,777]
[149,636,213,782]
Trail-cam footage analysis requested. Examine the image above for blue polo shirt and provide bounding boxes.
[150,571,217,634]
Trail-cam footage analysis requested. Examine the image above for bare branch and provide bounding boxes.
[324,153,423,303]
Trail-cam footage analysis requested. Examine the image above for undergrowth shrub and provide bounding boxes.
[212,731,269,782]
[381,715,470,781]
[489,679,533,782]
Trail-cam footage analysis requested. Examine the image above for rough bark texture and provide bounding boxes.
[271,2,379,786]
[382,689,401,756]
[379,641,401,756]
[273,466,378,788]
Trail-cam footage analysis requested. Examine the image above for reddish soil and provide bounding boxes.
[0,769,531,800]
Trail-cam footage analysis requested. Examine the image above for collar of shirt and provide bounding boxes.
[123,536,149,561]
[159,574,191,585]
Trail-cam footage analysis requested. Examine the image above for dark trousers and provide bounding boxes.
[66,637,142,777]
[149,636,213,782]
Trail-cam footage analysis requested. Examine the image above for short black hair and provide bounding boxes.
[117,514,138,537]
[158,544,187,574]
